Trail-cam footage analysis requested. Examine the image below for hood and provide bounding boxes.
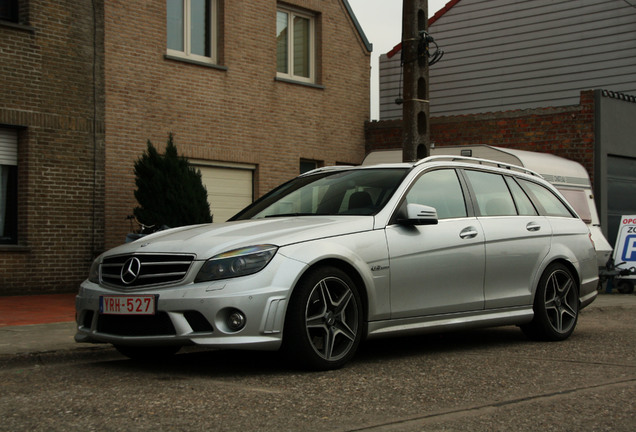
[105,216,375,260]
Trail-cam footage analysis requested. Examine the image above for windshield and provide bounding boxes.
[231,168,408,220]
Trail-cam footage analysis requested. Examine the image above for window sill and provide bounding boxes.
[0,244,30,253]
[0,20,35,33]
[275,77,325,90]
[164,54,228,71]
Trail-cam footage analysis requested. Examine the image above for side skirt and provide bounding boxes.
[366,307,534,339]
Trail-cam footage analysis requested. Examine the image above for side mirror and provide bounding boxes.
[398,204,439,226]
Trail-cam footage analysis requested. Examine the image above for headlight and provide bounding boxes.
[88,257,101,283]
[195,245,278,282]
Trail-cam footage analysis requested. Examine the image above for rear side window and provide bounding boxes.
[406,169,467,219]
[519,180,574,218]
[505,177,538,216]
[465,170,516,216]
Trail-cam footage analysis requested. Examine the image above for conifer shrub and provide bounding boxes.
[133,134,212,232]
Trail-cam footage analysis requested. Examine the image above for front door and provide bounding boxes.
[386,169,485,318]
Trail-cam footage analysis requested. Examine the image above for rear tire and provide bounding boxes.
[521,263,579,341]
[283,266,363,371]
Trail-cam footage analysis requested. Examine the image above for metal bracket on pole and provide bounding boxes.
[402,0,430,162]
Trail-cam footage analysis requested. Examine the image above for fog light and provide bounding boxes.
[227,310,246,331]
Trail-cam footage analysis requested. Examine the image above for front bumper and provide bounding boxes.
[75,255,305,351]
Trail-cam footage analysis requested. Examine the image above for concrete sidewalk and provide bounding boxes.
[1,291,635,359]
[0,293,86,357]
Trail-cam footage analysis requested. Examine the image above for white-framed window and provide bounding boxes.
[167,0,217,64]
[276,6,315,83]
[0,128,18,244]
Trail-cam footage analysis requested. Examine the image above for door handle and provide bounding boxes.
[459,227,479,239]
[526,222,541,232]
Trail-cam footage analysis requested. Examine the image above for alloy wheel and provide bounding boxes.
[304,276,359,362]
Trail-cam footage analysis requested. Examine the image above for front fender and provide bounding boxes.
[278,229,391,321]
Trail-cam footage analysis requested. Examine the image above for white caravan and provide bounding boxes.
[363,145,612,269]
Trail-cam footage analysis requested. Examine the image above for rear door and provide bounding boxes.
[463,170,552,308]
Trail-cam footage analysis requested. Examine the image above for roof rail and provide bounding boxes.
[417,155,542,178]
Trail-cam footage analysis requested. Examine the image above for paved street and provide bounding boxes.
[0,295,635,431]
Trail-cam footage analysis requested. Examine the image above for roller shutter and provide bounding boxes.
[0,129,17,166]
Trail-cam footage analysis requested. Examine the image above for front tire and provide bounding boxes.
[283,266,363,370]
[522,263,579,341]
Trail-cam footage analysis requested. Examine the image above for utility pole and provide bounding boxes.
[401,0,429,162]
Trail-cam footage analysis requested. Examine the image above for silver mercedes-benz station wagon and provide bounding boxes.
[75,156,599,370]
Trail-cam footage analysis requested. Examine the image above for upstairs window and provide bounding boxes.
[276,7,315,83]
[167,0,217,63]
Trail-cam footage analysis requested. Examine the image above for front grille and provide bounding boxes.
[100,253,195,288]
[97,312,176,336]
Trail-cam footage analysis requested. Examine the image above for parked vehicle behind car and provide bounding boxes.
[76,155,599,370]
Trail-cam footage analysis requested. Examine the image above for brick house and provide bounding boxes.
[0,0,105,295]
[0,0,371,295]
[370,0,636,244]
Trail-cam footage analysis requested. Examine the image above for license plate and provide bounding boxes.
[99,295,156,315]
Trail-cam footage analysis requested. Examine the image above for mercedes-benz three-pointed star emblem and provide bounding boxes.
[121,257,142,285]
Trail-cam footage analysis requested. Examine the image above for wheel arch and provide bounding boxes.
[534,258,581,299]
[290,258,370,324]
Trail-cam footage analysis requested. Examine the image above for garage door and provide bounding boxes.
[607,155,636,246]
[196,165,253,223]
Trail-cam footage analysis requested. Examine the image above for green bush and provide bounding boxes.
[133,134,212,232]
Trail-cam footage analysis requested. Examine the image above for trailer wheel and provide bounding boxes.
[617,279,635,294]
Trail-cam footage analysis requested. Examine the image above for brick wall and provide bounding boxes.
[0,0,105,295]
[103,0,370,247]
[366,90,596,179]
[0,0,369,294]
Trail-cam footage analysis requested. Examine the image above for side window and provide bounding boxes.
[0,128,18,244]
[405,169,467,219]
[465,170,516,216]
[519,180,574,218]
[505,177,538,216]
[300,159,319,174]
